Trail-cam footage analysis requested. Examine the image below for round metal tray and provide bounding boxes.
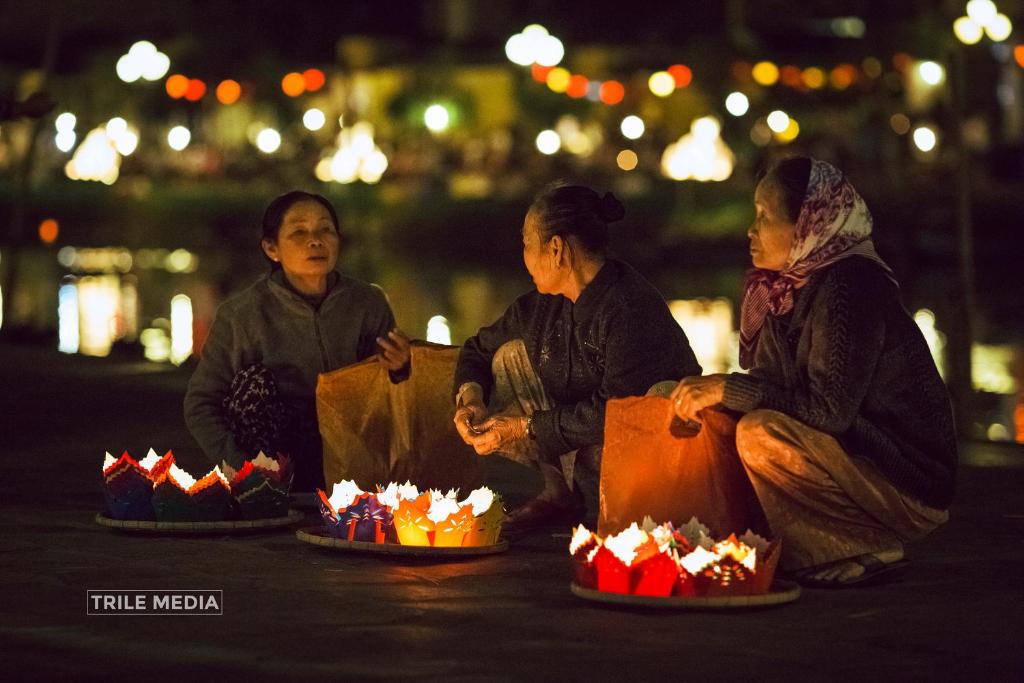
[295,526,508,556]
[570,579,801,609]
[95,509,305,533]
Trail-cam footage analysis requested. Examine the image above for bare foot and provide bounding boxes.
[799,547,905,583]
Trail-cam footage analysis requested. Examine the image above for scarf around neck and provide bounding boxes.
[738,159,895,369]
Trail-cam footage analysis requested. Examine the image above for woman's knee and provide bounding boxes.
[735,410,791,464]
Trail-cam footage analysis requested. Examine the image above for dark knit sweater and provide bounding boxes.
[454,259,702,458]
[722,257,957,509]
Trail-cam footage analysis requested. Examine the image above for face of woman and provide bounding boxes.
[749,180,797,271]
[522,212,562,295]
[263,200,339,278]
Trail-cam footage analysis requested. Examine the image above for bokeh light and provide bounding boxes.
[918,61,945,86]
[256,128,282,153]
[566,75,589,99]
[216,79,241,105]
[424,104,450,132]
[303,108,326,131]
[282,72,305,97]
[725,92,749,116]
[668,64,692,88]
[39,219,59,244]
[599,81,625,105]
[913,125,937,152]
[546,67,571,93]
[766,110,790,133]
[954,16,984,45]
[648,71,676,97]
[620,115,645,140]
[535,129,561,155]
[752,61,779,86]
[167,126,191,151]
[183,79,206,101]
[616,149,638,171]
[303,68,326,92]
[165,74,188,99]
[890,113,911,135]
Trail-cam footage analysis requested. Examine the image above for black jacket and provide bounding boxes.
[454,259,702,457]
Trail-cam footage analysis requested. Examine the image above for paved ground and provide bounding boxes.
[0,343,1022,682]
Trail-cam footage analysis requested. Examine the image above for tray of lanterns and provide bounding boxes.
[96,449,303,533]
[568,517,799,609]
[295,480,507,556]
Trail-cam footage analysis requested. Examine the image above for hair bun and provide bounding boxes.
[598,192,625,223]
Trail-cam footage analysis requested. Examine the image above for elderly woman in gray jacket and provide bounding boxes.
[184,191,410,492]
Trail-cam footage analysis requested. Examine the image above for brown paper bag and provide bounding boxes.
[598,397,766,537]
[316,344,481,493]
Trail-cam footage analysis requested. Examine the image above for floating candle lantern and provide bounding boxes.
[222,452,293,520]
[101,448,174,520]
[317,480,505,547]
[569,517,780,598]
[152,463,233,522]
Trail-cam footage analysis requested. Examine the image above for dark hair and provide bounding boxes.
[756,156,812,224]
[527,183,624,256]
[261,190,340,269]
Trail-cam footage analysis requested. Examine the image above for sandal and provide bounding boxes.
[795,554,911,589]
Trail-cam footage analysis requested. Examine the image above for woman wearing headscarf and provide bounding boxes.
[670,157,956,587]
[453,183,702,536]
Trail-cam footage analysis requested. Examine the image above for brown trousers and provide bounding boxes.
[734,409,948,570]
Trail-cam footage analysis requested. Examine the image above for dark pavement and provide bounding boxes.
[0,343,1022,682]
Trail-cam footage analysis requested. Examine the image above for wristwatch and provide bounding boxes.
[525,415,536,440]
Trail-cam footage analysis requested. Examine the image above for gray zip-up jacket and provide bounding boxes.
[184,270,397,471]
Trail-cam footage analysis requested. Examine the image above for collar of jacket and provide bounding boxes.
[267,269,341,315]
[571,259,617,324]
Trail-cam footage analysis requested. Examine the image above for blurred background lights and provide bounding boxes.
[303,107,326,131]
[918,61,946,86]
[505,24,564,67]
[116,40,170,83]
[303,68,326,92]
[620,115,645,139]
[913,125,938,152]
[255,128,282,153]
[65,128,121,184]
[106,117,138,156]
[890,113,912,135]
[183,79,206,101]
[165,74,189,99]
[648,70,676,97]
[545,67,571,93]
[985,14,1012,41]
[616,149,638,171]
[954,16,984,44]
[966,0,998,26]
[599,81,625,105]
[38,219,59,245]
[725,92,749,116]
[426,315,452,345]
[167,125,191,151]
[766,110,791,133]
[216,79,241,105]
[319,121,389,185]
[535,129,561,155]
[661,116,734,182]
[424,104,450,132]
[55,112,76,132]
[752,61,780,86]
[169,294,194,365]
[282,72,305,97]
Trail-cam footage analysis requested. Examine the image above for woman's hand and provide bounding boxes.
[377,328,411,372]
[454,384,488,445]
[670,374,727,423]
[466,415,528,456]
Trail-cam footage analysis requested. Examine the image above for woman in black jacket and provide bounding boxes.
[453,183,702,535]
[671,157,956,587]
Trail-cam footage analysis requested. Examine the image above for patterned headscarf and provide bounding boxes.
[738,159,895,369]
